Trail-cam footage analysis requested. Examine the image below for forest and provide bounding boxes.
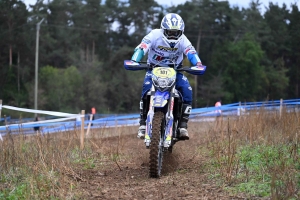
[0,0,299,114]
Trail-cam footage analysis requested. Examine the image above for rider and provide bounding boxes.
[131,13,203,140]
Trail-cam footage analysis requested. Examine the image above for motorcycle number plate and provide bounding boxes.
[152,67,176,78]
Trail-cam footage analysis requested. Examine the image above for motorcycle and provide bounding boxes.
[124,60,206,178]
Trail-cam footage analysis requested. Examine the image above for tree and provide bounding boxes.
[287,4,300,98]
[0,0,29,106]
[261,2,290,99]
[223,34,265,102]
[102,46,146,113]
[0,0,28,66]
[38,65,84,112]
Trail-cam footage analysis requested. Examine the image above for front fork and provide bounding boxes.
[164,91,174,148]
[144,94,154,147]
[144,85,155,147]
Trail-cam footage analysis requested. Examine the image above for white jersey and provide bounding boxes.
[136,29,199,66]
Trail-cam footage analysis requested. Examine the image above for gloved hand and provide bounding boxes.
[196,62,202,66]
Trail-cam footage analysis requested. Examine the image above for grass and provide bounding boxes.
[0,107,299,199]
[207,107,300,199]
[0,125,136,199]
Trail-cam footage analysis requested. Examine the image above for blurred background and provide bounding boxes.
[0,0,299,117]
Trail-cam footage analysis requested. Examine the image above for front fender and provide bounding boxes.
[153,91,170,108]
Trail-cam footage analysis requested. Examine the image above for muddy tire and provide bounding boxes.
[149,111,164,178]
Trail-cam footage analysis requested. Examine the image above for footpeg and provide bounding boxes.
[163,140,171,148]
[144,138,151,148]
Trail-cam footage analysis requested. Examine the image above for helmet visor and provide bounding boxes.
[164,29,182,39]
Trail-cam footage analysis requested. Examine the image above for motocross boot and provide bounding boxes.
[137,99,147,139]
[178,104,192,140]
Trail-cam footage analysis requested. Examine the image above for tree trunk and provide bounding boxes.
[86,44,89,62]
[9,45,12,66]
[18,51,20,93]
[92,40,95,62]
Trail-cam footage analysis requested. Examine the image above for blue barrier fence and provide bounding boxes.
[0,98,299,136]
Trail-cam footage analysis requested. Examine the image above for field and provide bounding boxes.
[0,109,299,199]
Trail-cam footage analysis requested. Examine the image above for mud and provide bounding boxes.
[73,122,248,200]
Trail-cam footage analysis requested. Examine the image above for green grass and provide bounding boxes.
[208,144,300,198]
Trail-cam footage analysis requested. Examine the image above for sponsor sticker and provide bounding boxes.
[153,54,164,61]
[156,97,162,102]
[142,38,151,44]
[140,43,147,49]
[152,48,164,56]
[184,48,190,54]
[158,46,178,52]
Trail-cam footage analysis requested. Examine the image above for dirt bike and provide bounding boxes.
[124,60,206,178]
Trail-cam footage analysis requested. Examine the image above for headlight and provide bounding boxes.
[152,76,176,90]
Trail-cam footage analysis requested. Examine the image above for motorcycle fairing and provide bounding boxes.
[153,91,170,108]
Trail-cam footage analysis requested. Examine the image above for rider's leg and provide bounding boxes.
[179,103,192,139]
[137,70,152,139]
[176,73,192,140]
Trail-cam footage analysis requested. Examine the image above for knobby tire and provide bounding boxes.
[149,111,164,178]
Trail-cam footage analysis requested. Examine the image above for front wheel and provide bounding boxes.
[149,111,164,178]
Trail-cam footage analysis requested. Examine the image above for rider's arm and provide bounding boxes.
[182,36,202,66]
[131,31,153,62]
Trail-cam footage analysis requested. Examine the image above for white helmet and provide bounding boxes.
[160,13,185,44]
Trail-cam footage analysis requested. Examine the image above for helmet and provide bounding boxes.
[160,13,185,43]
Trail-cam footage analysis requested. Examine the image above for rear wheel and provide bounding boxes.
[149,111,164,178]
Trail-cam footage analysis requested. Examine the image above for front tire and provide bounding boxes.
[149,111,164,178]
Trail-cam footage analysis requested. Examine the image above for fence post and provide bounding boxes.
[0,100,2,141]
[0,99,2,122]
[86,114,93,136]
[280,98,283,118]
[80,110,85,150]
[238,101,241,118]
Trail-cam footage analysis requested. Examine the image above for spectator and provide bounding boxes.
[91,107,96,126]
[215,99,222,117]
[214,99,222,131]
[33,116,40,134]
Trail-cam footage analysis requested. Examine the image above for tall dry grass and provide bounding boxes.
[207,107,300,198]
[0,108,299,199]
[0,125,138,199]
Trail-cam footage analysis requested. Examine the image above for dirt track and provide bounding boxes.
[73,122,249,200]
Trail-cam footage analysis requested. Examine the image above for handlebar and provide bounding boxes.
[124,60,206,76]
